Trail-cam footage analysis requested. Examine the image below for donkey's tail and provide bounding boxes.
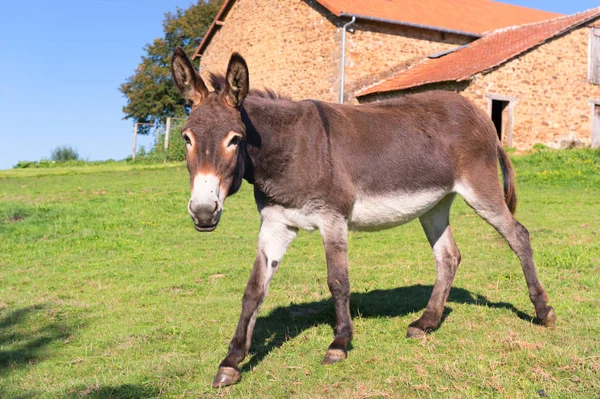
[497,142,517,214]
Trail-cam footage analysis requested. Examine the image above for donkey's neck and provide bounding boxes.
[241,96,315,198]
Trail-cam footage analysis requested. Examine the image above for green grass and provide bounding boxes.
[1,149,599,398]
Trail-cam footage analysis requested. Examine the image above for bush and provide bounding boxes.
[135,124,187,163]
[164,127,187,162]
[12,159,120,169]
[13,161,38,169]
[51,146,79,161]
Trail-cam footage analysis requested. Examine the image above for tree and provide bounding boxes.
[120,0,222,134]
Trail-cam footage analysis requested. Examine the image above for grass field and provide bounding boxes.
[1,149,599,398]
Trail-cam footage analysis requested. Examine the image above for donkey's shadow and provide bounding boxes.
[242,284,532,372]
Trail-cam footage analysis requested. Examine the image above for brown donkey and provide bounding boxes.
[170,48,555,387]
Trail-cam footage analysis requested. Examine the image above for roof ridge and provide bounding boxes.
[483,5,600,36]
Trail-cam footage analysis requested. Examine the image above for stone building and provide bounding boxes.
[193,0,558,103]
[193,0,600,149]
[358,9,600,149]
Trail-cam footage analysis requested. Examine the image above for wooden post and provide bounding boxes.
[592,102,600,149]
[164,117,171,162]
[132,123,138,161]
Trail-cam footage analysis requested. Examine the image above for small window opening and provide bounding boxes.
[491,99,510,142]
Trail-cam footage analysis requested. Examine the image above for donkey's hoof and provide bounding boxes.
[406,326,427,339]
[321,348,347,365]
[212,367,241,388]
[539,307,556,328]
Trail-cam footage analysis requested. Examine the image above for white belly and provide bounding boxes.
[348,189,447,231]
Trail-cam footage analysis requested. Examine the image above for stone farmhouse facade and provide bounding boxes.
[193,0,600,149]
[193,0,557,103]
[358,9,600,150]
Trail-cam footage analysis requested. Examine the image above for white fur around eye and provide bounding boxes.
[223,131,242,152]
[182,129,195,148]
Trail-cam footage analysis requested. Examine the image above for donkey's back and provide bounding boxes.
[312,91,503,231]
[331,90,499,182]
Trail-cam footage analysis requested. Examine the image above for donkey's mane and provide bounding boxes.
[209,73,289,101]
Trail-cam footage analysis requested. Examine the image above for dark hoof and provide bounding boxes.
[539,307,556,328]
[321,348,347,365]
[406,326,427,339]
[212,367,241,388]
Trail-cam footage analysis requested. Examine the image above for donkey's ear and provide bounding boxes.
[171,47,208,108]
[223,52,249,108]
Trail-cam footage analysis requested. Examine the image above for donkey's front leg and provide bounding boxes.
[213,218,297,388]
[321,219,353,365]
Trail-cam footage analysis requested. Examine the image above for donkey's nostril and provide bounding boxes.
[213,201,219,213]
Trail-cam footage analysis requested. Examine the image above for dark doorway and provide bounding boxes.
[491,99,510,142]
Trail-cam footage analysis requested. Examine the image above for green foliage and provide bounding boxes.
[135,121,187,162]
[532,143,550,152]
[13,160,39,169]
[153,124,187,162]
[1,151,599,397]
[13,122,189,168]
[512,147,600,188]
[50,145,79,161]
[167,123,188,162]
[119,0,223,134]
[126,118,187,163]
[13,159,122,169]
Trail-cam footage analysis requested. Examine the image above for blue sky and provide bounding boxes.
[0,0,597,170]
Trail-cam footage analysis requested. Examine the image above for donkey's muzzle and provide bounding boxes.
[194,222,218,232]
[189,173,223,232]
[189,199,221,232]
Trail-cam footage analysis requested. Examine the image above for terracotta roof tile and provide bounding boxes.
[193,0,561,59]
[357,8,600,98]
[318,0,560,35]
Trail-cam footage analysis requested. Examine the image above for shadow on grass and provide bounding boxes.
[66,384,160,399]
[242,284,533,372]
[0,304,73,377]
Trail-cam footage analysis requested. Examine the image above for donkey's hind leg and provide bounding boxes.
[456,181,555,327]
[408,194,461,338]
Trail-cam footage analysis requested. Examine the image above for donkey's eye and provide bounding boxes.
[228,135,241,147]
[183,134,191,145]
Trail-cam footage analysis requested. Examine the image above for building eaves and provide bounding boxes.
[357,7,600,98]
[192,0,236,59]
[339,12,481,39]
[192,0,561,59]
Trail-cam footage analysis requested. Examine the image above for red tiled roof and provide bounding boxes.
[317,0,560,35]
[192,0,561,59]
[357,8,600,98]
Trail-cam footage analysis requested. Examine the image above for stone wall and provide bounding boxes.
[343,21,471,103]
[463,24,600,149]
[199,0,340,102]
[198,0,474,103]
[361,23,600,150]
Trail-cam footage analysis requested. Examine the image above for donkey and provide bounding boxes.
[170,48,555,387]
